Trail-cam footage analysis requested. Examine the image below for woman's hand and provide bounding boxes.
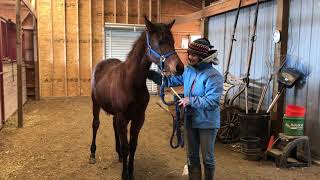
[178,97,190,107]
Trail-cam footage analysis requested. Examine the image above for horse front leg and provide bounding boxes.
[113,117,122,162]
[128,115,144,179]
[116,114,130,180]
[89,103,101,164]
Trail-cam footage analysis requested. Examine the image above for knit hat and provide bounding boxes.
[188,38,214,57]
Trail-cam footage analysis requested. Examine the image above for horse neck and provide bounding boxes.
[124,31,152,84]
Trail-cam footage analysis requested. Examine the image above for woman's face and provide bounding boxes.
[188,52,201,66]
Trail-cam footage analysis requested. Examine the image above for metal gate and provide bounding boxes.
[105,24,158,94]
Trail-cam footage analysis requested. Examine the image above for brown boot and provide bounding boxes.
[188,165,202,180]
[204,166,214,180]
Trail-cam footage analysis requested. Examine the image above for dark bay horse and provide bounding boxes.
[90,17,184,180]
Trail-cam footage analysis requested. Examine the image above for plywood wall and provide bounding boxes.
[104,0,114,22]
[92,0,104,69]
[52,0,67,96]
[79,0,92,96]
[37,0,102,97]
[38,0,53,97]
[66,0,80,96]
[116,0,126,23]
[36,0,198,97]
[128,0,138,24]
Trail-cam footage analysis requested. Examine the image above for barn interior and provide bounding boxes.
[1,0,320,179]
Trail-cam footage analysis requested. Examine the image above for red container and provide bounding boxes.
[285,104,305,117]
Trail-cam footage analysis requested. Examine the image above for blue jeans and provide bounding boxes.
[185,124,218,169]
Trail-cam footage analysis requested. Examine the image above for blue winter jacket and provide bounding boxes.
[164,63,223,129]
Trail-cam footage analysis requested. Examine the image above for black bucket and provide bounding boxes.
[239,112,270,150]
[240,136,262,161]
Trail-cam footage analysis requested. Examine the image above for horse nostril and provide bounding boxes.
[176,64,184,75]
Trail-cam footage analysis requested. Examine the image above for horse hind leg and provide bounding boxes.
[115,114,130,180]
[113,117,122,162]
[89,102,101,164]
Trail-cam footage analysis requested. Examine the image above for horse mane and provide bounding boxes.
[124,31,150,69]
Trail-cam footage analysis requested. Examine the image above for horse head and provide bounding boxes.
[144,17,184,76]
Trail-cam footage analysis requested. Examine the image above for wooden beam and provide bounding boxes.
[21,0,37,19]
[31,0,36,8]
[92,0,104,70]
[175,0,270,24]
[114,0,116,23]
[137,0,140,24]
[79,0,92,96]
[201,0,211,38]
[66,0,80,96]
[52,0,67,96]
[271,0,289,136]
[126,0,128,23]
[38,0,54,97]
[149,0,152,20]
[33,16,39,100]
[0,20,6,124]
[16,0,23,127]
[182,0,202,9]
[157,0,160,22]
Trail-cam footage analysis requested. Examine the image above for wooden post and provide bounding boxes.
[149,0,152,20]
[21,0,37,19]
[79,0,92,96]
[157,0,161,22]
[114,0,117,23]
[16,0,23,128]
[271,0,289,136]
[138,0,140,24]
[126,0,129,24]
[92,0,104,70]
[0,20,5,126]
[201,0,211,38]
[33,16,39,100]
[52,0,67,96]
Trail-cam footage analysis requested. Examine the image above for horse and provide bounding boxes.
[89,16,184,180]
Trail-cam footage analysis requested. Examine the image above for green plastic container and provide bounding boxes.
[283,116,304,136]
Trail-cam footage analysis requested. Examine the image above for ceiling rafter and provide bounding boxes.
[182,0,202,9]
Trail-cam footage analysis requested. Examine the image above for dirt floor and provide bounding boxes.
[0,96,319,180]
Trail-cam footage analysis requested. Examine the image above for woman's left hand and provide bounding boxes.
[178,97,190,107]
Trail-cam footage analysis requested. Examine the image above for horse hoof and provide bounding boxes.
[129,174,134,180]
[122,174,128,180]
[89,157,96,164]
[122,170,129,180]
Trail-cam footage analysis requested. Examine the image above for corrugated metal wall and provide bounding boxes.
[287,0,320,158]
[208,0,276,111]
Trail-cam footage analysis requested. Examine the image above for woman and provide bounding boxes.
[148,38,223,180]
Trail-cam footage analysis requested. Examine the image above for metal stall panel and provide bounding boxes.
[105,25,158,94]
[287,0,320,158]
[208,0,276,110]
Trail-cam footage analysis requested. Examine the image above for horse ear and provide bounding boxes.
[145,16,155,32]
[167,19,175,29]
